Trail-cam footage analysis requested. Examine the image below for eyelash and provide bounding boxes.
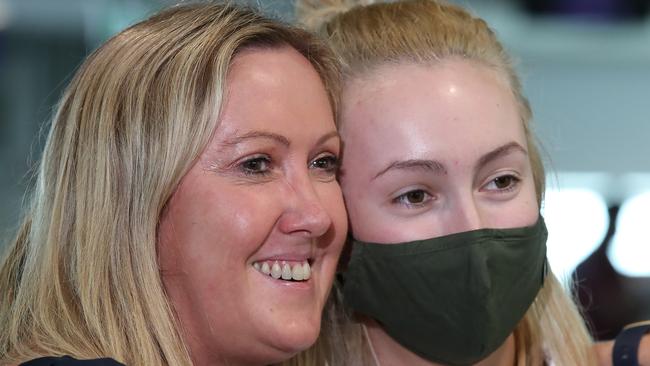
[310,154,339,174]
[393,188,433,208]
[239,155,272,176]
[482,174,521,193]
[392,174,521,209]
[237,153,339,177]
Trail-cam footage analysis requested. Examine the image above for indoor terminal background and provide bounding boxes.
[0,0,648,340]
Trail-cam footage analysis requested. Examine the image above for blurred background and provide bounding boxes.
[0,0,648,340]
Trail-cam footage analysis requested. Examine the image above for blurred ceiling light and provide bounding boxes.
[542,188,609,283]
[608,191,650,277]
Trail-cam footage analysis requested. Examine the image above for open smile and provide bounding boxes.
[252,260,312,282]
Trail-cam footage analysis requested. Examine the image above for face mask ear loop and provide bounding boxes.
[363,323,382,366]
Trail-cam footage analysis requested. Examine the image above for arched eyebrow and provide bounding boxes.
[371,141,528,181]
[475,141,528,171]
[220,130,339,148]
[315,131,341,146]
[372,159,447,180]
[221,131,290,147]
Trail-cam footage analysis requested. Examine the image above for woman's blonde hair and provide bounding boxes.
[0,3,339,365]
[293,0,596,365]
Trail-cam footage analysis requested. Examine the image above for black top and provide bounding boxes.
[20,356,124,366]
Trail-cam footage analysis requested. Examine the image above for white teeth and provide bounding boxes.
[281,262,292,280]
[292,263,304,281]
[302,261,311,280]
[271,261,282,279]
[252,260,311,282]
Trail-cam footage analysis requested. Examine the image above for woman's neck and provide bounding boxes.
[361,317,516,366]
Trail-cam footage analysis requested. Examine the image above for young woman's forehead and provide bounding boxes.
[340,60,525,167]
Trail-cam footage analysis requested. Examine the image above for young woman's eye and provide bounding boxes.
[484,174,521,192]
[310,154,339,173]
[239,156,271,175]
[394,189,432,207]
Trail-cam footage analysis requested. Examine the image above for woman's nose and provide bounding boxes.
[444,195,483,235]
[277,177,332,238]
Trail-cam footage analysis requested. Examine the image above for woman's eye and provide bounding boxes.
[310,154,339,173]
[484,174,520,191]
[394,189,432,207]
[240,156,271,175]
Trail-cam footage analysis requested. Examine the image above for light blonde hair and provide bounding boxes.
[293,0,596,365]
[0,3,339,365]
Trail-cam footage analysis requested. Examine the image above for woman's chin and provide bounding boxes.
[208,324,320,366]
[265,316,321,359]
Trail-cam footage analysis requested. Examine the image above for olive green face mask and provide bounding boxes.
[342,216,548,366]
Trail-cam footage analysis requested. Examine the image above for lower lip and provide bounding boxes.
[253,268,313,291]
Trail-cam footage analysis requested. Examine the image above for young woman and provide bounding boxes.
[0,3,347,365]
[295,0,597,364]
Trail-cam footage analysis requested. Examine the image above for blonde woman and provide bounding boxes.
[294,0,600,365]
[0,3,348,365]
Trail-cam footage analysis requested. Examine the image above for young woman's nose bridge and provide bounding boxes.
[448,190,483,231]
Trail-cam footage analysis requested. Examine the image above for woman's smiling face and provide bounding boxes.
[157,46,347,365]
[339,59,539,243]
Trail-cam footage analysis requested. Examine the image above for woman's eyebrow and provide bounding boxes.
[316,131,341,146]
[220,130,339,148]
[221,131,291,147]
[475,141,528,170]
[372,159,447,180]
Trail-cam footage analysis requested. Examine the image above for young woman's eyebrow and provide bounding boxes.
[474,141,528,171]
[372,159,447,180]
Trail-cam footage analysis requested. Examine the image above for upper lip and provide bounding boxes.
[251,248,314,263]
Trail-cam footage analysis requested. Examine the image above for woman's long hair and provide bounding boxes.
[0,3,339,365]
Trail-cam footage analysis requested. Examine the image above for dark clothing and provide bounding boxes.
[20,356,124,366]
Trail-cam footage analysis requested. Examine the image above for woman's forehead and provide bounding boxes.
[339,60,525,168]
